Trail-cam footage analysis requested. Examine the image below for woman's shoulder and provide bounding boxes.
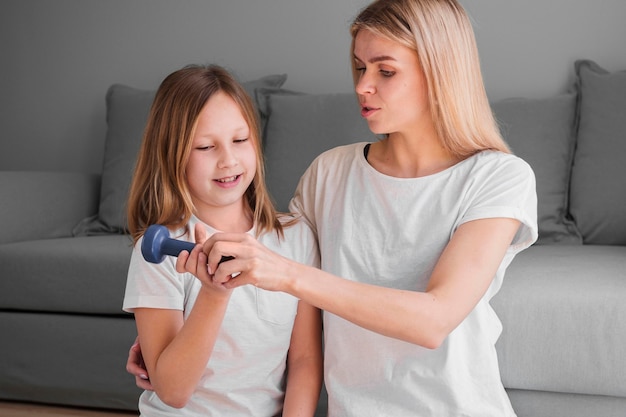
[468,150,534,177]
[313,142,367,164]
[302,142,368,180]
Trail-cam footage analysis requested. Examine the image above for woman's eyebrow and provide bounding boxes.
[353,53,397,64]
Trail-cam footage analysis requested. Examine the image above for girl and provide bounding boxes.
[196,1,537,416]
[123,64,322,416]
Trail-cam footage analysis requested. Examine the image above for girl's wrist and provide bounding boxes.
[198,283,232,300]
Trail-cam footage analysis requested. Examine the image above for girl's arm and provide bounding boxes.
[205,217,520,348]
[135,241,233,408]
[126,336,153,390]
[282,301,324,417]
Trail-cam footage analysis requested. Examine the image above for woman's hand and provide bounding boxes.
[126,336,153,391]
[202,232,294,292]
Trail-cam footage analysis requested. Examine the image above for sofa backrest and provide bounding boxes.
[79,60,626,246]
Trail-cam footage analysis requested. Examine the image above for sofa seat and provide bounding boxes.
[493,245,626,398]
[0,235,132,314]
[0,311,141,409]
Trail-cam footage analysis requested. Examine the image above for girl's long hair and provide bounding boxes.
[127,64,287,243]
[350,0,510,158]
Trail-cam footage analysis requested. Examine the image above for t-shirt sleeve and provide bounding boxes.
[460,155,538,253]
[288,156,321,236]
[122,237,186,313]
[297,220,321,269]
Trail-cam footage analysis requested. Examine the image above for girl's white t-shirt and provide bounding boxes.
[123,215,319,417]
[290,143,538,417]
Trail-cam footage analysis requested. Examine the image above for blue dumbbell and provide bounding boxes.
[141,225,195,263]
[141,224,234,266]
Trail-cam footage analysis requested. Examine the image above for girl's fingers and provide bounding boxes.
[175,250,191,273]
[194,223,208,245]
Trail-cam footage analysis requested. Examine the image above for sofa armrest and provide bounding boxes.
[0,171,100,245]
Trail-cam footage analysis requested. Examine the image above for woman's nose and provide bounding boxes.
[355,71,375,96]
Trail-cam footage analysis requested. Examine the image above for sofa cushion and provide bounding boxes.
[0,311,141,409]
[74,74,287,235]
[491,95,581,245]
[0,235,133,315]
[0,171,99,245]
[492,245,626,397]
[258,90,374,211]
[569,60,626,244]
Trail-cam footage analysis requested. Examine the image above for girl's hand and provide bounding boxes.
[175,223,234,294]
[203,233,293,292]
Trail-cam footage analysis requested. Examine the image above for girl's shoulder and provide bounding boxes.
[264,214,319,267]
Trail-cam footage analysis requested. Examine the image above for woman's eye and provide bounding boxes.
[196,145,213,151]
[234,138,249,143]
[380,70,395,77]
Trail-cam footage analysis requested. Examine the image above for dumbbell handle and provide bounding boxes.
[142,224,233,265]
[159,238,195,258]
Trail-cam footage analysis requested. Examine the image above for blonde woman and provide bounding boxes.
[198,1,537,415]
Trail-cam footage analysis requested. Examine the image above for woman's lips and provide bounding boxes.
[361,106,379,118]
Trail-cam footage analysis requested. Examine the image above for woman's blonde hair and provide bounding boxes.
[127,64,287,243]
[350,0,510,158]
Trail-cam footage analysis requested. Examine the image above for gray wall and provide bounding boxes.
[1,0,625,173]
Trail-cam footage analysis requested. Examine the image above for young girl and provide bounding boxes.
[194,1,537,416]
[123,64,322,416]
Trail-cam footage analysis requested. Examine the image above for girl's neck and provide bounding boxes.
[195,202,254,233]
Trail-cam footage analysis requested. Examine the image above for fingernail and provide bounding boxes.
[139,374,149,380]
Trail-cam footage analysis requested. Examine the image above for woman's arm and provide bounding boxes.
[282,301,324,417]
[205,217,520,348]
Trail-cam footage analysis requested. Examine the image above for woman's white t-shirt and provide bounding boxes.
[123,215,319,417]
[290,143,538,417]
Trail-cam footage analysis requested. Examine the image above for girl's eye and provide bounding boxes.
[355,66,365,73]
[234,138,249,143]
[196,145,214,151]
[380,69,395,77]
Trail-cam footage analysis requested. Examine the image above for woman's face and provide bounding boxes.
[353,29,431,137]
[186,91,257,218]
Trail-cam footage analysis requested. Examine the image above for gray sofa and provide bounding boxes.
[1,59,624,416]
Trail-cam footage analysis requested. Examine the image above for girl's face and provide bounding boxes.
[186,91,257,222]
[353,29,431,137]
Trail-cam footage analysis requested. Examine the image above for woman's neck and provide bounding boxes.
[367,134,462,178]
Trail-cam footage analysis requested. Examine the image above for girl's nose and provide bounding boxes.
[217,147,238,169]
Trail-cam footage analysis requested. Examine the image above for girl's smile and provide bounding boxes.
[214,174,242,187]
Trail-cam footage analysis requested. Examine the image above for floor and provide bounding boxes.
[0,401,138,417]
